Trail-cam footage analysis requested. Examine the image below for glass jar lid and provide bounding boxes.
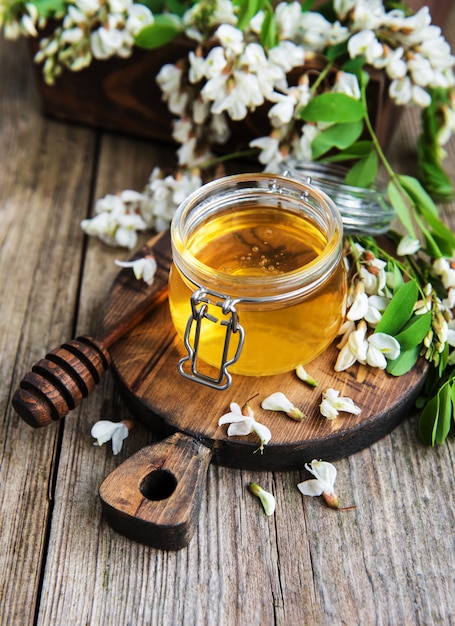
[280,160,395,235]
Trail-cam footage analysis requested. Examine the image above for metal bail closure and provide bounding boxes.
[178,288,245,390]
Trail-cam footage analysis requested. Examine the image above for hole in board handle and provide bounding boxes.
[140,469,177,501]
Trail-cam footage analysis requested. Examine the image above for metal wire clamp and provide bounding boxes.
[178,288,245,390]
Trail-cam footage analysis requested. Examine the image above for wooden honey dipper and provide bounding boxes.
[12,230,172,429]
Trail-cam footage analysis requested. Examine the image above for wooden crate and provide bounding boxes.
[29,1,452,150]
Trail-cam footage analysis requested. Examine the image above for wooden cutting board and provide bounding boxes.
[103,231,428,472]
[99,230,428,549]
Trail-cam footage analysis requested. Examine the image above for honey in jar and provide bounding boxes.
[169,173,346,388]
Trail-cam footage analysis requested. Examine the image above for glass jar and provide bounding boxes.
[280,160,395,235]
[169,173,347,389]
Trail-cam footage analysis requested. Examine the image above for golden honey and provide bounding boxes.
[169,173,346,385]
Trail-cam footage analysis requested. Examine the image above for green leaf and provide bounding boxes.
[375,280,418,336]
[260,6,278,49]
[33,0,66,16]
[345,151,378,187]
[236,0,265,30]
[165,0,189,16]
[418,393,440,445]
[311,120,363,159]
[435,383,452,444]
[394,312,432,351]
[301,93,365,124]
[398,175,439,217]
[416,207,455,254]
[429,228,455,257]
[389,261,404,291]
[421,225,446,259]
[320,141,373,163]
[387,180,416,238]
[386,345,420,376]
[326,40,349,61]
[341,56,366,77]
[134,14,182,49]
[398,174,455,255]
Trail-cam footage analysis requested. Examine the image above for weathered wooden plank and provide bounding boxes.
[36,131,455,626]
[2,4,455,626]
[0,37,97,625]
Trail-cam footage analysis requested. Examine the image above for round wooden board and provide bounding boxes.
[103,231,428,471]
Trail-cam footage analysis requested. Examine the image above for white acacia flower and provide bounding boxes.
[334,341,357,371]
[336,319,356,349]
[351,0,385,30]
[215,24,244,56]
[91,419,132,455]
[218,402,272,452]
[333,71,361,99]
[389,76,413,106]
[364,294,390,327]
[347,320,369,362]
[295,365,318,387]
[366,332,400,368]
[156,63,183,96]
[142,167,202,230]
[188,50,206,83]
[115,254,157,285]
[248,482,276,516]
[412,85,432,107]
[360,262,387,296]
[203,46,228,79]
[249,134,283,170]
[432,257,455,290]
[297,459,340,509]
[295,123,320,162]
[397,235,421,256]
[347,282,369,321]
[274,1,303,40]
[261,392,305,421]
[81,189,148,248]
[267,93,297,126]
[91,26,125,59]
[126,4,154,35]
[380,46,407,80]
[442,287,455,311]
[348,30,384,64]
[268,41,305,73]
[447,320,455,347]
[77,0,102,14]
[319,387,361,420]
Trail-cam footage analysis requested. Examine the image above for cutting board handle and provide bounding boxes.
[98,432,213,550]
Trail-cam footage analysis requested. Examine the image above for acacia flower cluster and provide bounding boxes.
[80,167,202,248]
[152,1,455,178]
[335,241,402,372]
[34,0,154,84]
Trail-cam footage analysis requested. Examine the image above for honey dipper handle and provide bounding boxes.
[12,336,111,428]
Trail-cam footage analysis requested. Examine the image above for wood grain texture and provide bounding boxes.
[99,432,213,549]
[1,7,455,626]
[0,36,97,625]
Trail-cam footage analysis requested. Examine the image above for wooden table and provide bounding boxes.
[1,11,455,624]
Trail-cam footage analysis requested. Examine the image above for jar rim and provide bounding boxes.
[170,172,344,303]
